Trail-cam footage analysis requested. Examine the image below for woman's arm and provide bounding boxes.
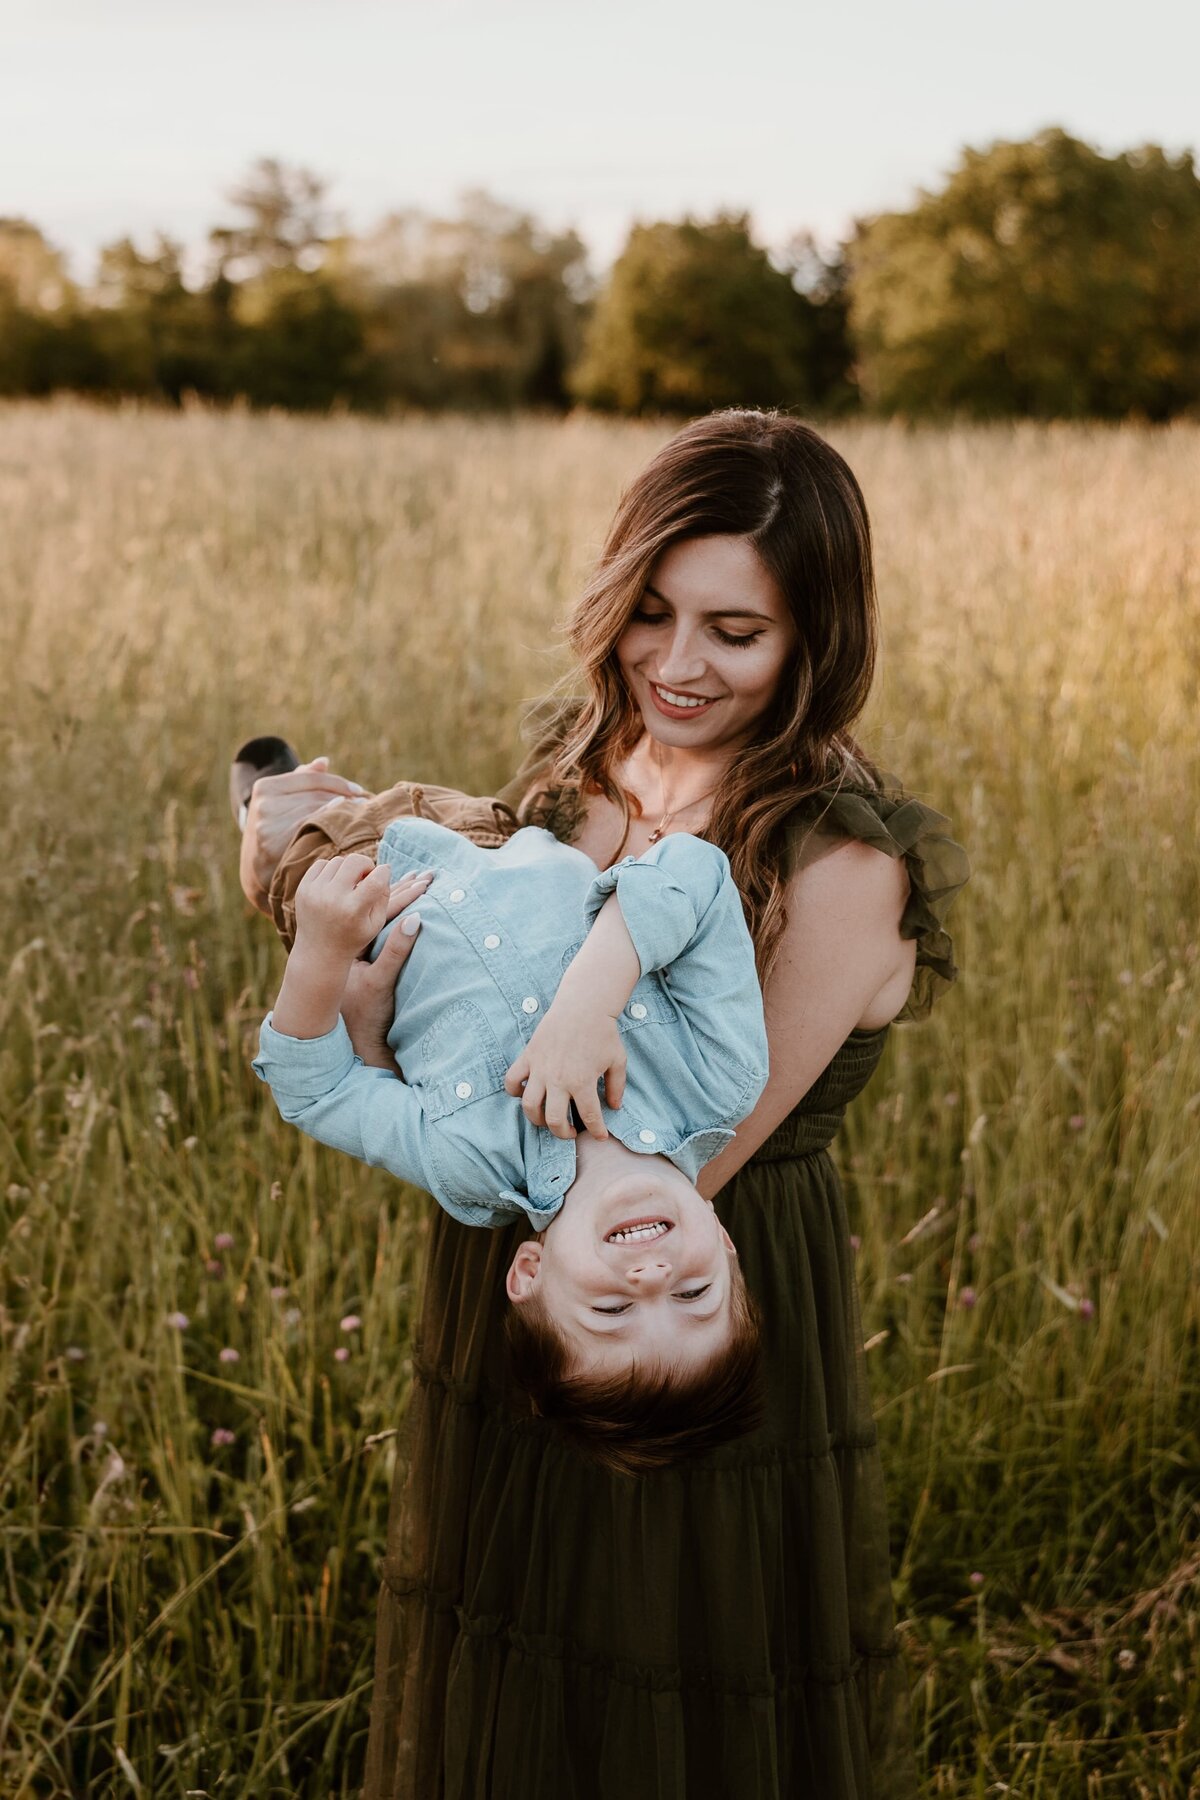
[695,839,915,1199]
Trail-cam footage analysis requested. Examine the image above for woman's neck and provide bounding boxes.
[627,733,735,797]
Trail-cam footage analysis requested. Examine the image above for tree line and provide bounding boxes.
[3,129,1198,421]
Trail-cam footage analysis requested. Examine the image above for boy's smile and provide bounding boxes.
[505,1136,739,1372]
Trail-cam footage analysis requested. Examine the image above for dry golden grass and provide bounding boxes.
[1,400,1197,1796]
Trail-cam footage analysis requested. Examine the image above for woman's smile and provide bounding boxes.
[648,681,720,719]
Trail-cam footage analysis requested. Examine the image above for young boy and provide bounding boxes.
[246,758,770,1466]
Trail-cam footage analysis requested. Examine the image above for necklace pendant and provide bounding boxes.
[647,826,663,844]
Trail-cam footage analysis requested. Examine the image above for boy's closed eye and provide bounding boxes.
[592,1283,712,1314]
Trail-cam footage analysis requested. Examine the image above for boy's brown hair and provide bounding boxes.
[503,1260,765,1476]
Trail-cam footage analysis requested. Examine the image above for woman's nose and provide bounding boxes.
[655,631,708,684]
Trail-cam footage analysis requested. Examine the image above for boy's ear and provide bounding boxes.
[506,1239,543,1303]
[720,1224,736,1256]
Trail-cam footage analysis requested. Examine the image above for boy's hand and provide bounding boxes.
[273,863,431,1046]
[504,996,626,1141]
[240,755,368,914]
[293,855,422,963]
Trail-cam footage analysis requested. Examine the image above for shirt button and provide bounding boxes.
[521,997,540,1014]
[455,1081,473,1099]
[448,888,466,903]
[627,1001,648,1020]
[483,933,501,949]
[638,1129,657,1144]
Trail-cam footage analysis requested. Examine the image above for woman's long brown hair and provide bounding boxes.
[540,409,883,985]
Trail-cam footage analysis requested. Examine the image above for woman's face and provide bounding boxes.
[616,534,798,755]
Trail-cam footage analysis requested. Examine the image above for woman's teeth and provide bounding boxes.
[606,1221,671,1244]
[653,684,711,708]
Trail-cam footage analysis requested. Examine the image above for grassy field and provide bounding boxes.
[1,400,1197,1797]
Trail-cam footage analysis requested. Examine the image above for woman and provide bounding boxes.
[240,411,969,1798]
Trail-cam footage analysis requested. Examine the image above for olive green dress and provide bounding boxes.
[361,755,970,1800]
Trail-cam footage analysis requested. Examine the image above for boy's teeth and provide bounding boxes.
[654,685,709,708]
[607,1220,670,1243]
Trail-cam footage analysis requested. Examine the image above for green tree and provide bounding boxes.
[209,157,334,287]
[0,219,109,395]
[333,190,590,408]
[850,128,1200,419]
[89,236,228,400]
[0,218,74,311]
[569,213,832,414]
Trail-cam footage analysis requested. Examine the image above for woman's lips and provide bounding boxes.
[647,681,718,721]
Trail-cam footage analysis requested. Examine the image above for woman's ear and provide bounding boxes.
[506,1239,542,1303]
[720,1225,736,1256]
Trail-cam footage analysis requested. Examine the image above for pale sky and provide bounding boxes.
[5,0,1198,282]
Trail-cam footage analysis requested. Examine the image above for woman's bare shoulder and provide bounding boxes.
[778,836,915,1030]
[787,829,911,915]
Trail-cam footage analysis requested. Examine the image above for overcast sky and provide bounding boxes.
[5,0,1197,281]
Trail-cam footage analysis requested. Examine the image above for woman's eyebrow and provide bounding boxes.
[643,583,774,623]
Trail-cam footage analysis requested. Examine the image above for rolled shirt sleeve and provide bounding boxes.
[252,1013,437,1194]
[581,833,732,977]
[583,834,769,1098]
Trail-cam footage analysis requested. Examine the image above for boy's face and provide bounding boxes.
[505,1135,740,1376]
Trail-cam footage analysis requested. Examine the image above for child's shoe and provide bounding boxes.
[230,735,301,830]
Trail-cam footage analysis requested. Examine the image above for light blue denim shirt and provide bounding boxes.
[252,821,769,1231]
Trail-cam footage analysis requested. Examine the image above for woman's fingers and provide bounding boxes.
[383,871,432,921]
[376,910,421,966]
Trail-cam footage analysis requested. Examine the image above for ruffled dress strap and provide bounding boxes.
[789,768,971,1024]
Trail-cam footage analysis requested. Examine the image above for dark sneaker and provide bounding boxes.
[230,735,301,830]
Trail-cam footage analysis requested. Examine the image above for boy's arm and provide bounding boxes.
[502,895,638,1139]
[253,1014,437,1191]
[254,854,439,1178]
[503,834,765,1142]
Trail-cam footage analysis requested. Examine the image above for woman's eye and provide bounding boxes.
[592,1302,633,1315]
[631,609,760,649]
[676,1284,712,1301]
[713,628,762,649]
[631,609,668,625]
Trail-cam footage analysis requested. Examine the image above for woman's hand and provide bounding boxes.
[239,756,368,914]
[504,996,626,1141]
[340,873,433,1072]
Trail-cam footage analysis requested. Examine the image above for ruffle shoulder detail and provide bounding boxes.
[789,769,971,1024]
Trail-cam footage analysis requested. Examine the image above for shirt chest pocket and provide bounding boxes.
[559,939,677,1030]
[411,998,511,1122]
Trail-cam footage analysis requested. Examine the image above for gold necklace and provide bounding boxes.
[647,766,722,843]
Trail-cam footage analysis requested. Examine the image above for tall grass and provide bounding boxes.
[1,401,1197,1797]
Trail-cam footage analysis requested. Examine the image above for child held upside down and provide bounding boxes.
[251,805,770,1466]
